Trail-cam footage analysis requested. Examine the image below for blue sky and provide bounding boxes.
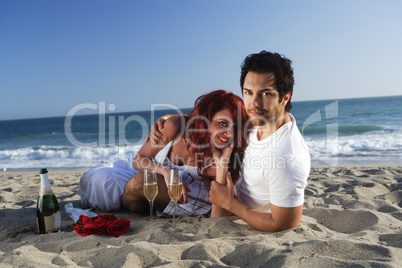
[1,0,401,120]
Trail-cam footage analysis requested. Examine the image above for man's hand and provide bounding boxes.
[210,171,235,211]
[146,114,185,145]
[146,117,167,144]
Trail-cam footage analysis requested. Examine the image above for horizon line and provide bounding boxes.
[1,94,401,122]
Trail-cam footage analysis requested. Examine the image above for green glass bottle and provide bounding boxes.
[36,168,61,234]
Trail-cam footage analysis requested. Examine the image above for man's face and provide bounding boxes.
[242,71,287,127]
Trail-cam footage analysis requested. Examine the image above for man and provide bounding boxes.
[209,51,310,232]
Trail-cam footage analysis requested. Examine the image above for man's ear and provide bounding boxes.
[282,92,291,106]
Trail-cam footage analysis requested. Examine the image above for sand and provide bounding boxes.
[0,164,401,267]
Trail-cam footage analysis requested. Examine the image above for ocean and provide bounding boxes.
[1,95,401,170]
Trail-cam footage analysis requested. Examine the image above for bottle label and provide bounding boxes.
[37,211,61,233]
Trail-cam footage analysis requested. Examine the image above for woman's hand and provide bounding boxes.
[210,144,233,185]
[211,143,233,169]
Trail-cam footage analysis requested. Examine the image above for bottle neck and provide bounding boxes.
[40,173,51,189]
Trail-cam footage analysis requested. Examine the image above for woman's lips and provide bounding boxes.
[217,135,229,144]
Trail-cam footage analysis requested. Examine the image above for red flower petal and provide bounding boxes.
[106,219,130,237]
[73,222,106,236]
[79,214,93,224]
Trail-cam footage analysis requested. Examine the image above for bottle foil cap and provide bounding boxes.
[39,168,48,174]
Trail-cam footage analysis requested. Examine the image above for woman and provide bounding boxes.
[79,90,250,217]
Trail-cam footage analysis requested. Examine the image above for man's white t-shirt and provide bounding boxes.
[234,113,310,211]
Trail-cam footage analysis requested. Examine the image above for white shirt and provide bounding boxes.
[234,114,310,211]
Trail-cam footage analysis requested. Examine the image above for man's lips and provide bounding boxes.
[248,109,265,116]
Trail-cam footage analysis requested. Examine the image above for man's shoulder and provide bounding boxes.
[279,116,310,157]
[273,117,310,176]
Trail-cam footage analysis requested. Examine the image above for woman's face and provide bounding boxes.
[209,108,235,149]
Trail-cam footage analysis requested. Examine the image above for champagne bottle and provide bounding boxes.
[36,168,61,234]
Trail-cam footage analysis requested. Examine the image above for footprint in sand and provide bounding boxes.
[382,191,402,208]
[296,240,392,264]
[353,182,390,198]
[379,233,402,248]
[323,185,340,193]
[390,211,402,221]
[390,182,402,191]
[361,168,388,175]
[303,209,378,234]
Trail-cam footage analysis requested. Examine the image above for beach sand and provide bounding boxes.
[1,165,401,267]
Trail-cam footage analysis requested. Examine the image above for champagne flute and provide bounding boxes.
[143,170,158,221]
[168,169,183,228]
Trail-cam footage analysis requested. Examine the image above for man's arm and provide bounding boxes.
[209,172,303,232]
[147,114,188,144]
[133,117,190,203]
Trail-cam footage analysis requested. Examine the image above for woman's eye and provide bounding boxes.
[219,122,228,127]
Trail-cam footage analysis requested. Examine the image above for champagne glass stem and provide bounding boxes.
[173,202,177,228]
[149,200,154,221]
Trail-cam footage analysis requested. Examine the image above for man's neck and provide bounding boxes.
[256,113,291,141]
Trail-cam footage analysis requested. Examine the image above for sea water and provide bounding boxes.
[1,95,401,170]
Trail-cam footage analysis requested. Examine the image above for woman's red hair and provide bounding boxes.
[185,90,250,183]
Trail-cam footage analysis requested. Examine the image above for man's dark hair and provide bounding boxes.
[240,51,294,112]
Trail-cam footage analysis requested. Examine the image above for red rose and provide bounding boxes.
[106,219,130,237]
[73,222,105,236]
[92,214,117,225]
[90,216,106,225]
[73,214,129,237]
[100,214,118,222]
[78,214,93,225]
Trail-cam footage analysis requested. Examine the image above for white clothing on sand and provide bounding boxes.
[79,141,212,216]
[79,157,138,212]
[234,113,310,211]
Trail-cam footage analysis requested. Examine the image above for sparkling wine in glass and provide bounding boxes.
[143,170,158,221]
[168,169,183,228]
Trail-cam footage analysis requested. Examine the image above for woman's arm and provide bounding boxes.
[210,145,234,217]
[133,117,181,186]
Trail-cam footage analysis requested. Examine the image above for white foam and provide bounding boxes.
[0,145,142,170]
[1,129,401,170]
[306,130,402,165]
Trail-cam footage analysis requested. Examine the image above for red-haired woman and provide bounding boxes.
[79,90,250,218]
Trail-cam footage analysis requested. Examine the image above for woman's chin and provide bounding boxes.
[211,142,230,150]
